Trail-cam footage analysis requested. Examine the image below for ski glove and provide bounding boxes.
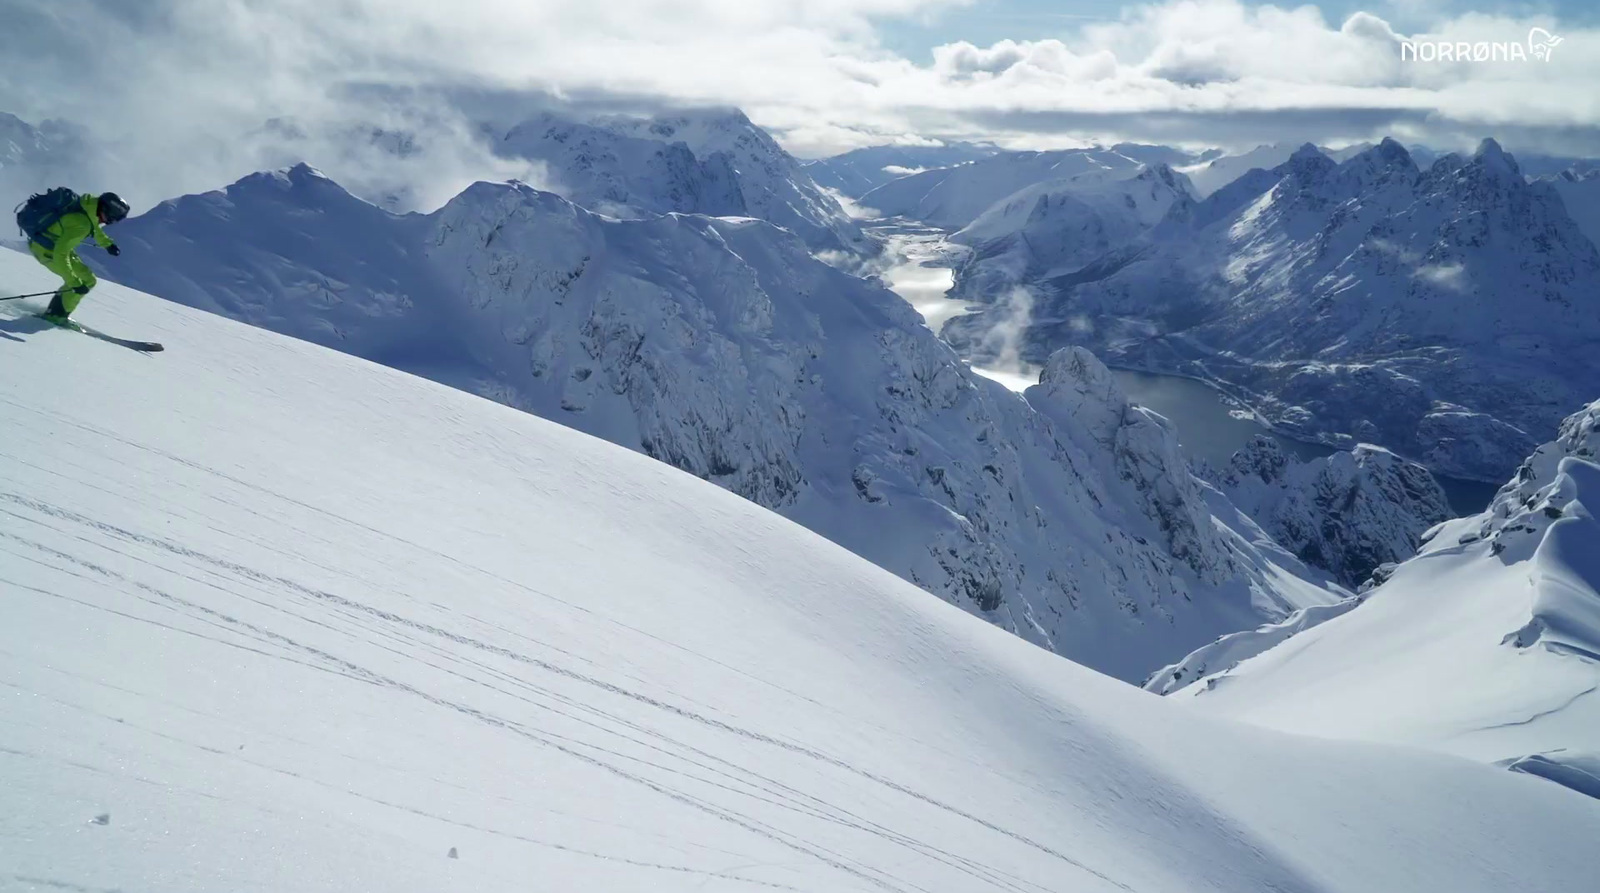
[106,244,121,257]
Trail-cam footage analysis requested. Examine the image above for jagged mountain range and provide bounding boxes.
[948,138,1600,483]
[857,144,1202,230]
[497,109,873,257]
[91,162,1354,684]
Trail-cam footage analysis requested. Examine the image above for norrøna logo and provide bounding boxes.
[1400,27,1563,63]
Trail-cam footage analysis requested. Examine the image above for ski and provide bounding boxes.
[37,315,164,352]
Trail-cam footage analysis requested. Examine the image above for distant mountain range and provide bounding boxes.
[92,160,1361,683]
[946,139,1600,483]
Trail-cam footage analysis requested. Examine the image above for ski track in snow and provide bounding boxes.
[0,400,1118,893]
[5,259,1600,893]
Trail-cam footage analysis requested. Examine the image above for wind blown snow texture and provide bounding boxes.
[1163,399,1600,798]
[91,165,1339,683]
[953,138,1600,482]
[498,109,873,257]
[4,248,1599,892]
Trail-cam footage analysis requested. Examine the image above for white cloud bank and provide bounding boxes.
[0,0,1596,209]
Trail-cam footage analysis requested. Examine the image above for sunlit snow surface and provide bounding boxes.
[3,249,1598,892]
[1172,403,1600,777]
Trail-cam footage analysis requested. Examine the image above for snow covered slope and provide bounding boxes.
[92,166,1341,683]
[499,109,871,256]
[976,138,1600,482]
[1213,437,1451,587]
[802,143,999,198]
[4,248,1600,892]
[1176,143,1313,197]
[858,146,1192,230]
[1541,168,1600,251]
[1167,401,1600,791]
[949,165,1195,298]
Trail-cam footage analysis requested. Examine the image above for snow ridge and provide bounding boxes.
[1164,400,1600,797]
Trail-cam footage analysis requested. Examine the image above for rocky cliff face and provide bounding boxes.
[1215,436,1450,587]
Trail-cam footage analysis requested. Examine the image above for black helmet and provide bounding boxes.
[98,192,131,224]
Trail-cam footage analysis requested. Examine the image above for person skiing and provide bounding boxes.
[17,190,130,324]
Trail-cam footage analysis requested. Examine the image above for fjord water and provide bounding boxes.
[871,223,1501,516]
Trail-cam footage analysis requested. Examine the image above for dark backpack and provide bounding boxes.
[15,187,81,245]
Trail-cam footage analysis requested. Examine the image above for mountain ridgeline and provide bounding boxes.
[947,138,1600,483]
[96,162,1348,683]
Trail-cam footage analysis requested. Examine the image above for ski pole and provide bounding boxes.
[0,291,58,302]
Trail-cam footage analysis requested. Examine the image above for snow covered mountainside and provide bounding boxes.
[1540,168,1600,251]
[948,164,1195,300]
[1162,400,1600,796]
[498,109,872,256]
[1211,437,1451,587]
[5,249,1600,892]
[1176,143,1312,197]
[802,142,999,198]
[858,145,1198,230]
[958,138,1600,482]
[91,164,1342,683]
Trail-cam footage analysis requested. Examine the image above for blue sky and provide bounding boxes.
[878,0,1600,59]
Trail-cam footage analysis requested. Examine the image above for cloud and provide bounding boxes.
[0,0,1597,211]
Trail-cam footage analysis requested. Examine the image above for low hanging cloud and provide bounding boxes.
[0,0,1596,211]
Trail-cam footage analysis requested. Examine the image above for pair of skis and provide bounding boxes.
[0,293,163,352]
[38,315,164,352]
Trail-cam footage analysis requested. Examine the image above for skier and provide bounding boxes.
[15,189,130,324]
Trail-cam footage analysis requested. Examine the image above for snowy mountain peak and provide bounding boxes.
[1474,137,1520,177]
[1289,142,1324,161]
[1027,348,1240,585]
[1285,142,1337,182]
[497,108,869,255]
[1375,136,1412,163]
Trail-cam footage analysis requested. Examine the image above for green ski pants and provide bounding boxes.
[29,240,98,315]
